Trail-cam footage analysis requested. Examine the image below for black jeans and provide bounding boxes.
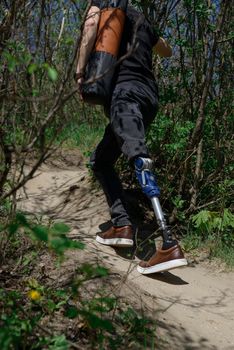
[90,80,158,227]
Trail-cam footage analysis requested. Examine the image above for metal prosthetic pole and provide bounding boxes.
[151,197,172,241]
[135,157,172,242]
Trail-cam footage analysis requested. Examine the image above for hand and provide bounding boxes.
[74,72,84,101]
[77,77,84,101]
[154,37,172,58]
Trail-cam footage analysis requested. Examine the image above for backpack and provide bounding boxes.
[81,0,128,105]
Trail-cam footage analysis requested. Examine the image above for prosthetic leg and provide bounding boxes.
[135,156,188,273]
[135,157,174,247]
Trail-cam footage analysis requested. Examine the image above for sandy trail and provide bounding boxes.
[18,154,234,350]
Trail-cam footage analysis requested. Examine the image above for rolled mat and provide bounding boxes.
[81,0,128,105]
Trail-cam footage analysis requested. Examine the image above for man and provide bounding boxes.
[76,1,187,274]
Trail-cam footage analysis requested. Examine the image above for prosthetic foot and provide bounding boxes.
[134,157,187,273]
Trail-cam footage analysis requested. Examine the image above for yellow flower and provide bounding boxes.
[28,290,41,301]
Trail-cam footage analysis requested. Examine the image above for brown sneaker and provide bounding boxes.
[96,225,134,247]
[137,244,187,274]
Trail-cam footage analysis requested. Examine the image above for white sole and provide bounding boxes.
[96,235,134,247]
[137,258,188,274]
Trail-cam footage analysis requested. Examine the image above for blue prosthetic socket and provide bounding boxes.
[134,157,160,198]
[135,157,173,245]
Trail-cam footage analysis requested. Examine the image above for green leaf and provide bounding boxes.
[49,236,84,255]
[16,213,28,226]
[48,67,58,82]
[4,52,17,72]
[212,217,222,231]
[223,209,234,228]
[47,299,57,312]
[32,225,48,242]
[89,297,115,312]
[32,89,39,97]
[65,306,79,319]
[55,300,67,309]
[53,223,70,234]
[8,223,19,236]
[192,210,210,226]
[21,320,30,332]
[50,238,66,254]
[94,266,109,277]
[82,312,114,331]
[65,38,74,45]
[48,335,69,350]
[28,63,38,74]
[71,241,85,250]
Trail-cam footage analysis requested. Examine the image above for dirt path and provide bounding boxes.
[18,153,234,350]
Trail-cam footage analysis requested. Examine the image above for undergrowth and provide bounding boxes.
[58,122,105,157]
[0,213,157,350]
[182,208,234,267]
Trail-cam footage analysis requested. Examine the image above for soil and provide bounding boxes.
[17,149,234,350]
